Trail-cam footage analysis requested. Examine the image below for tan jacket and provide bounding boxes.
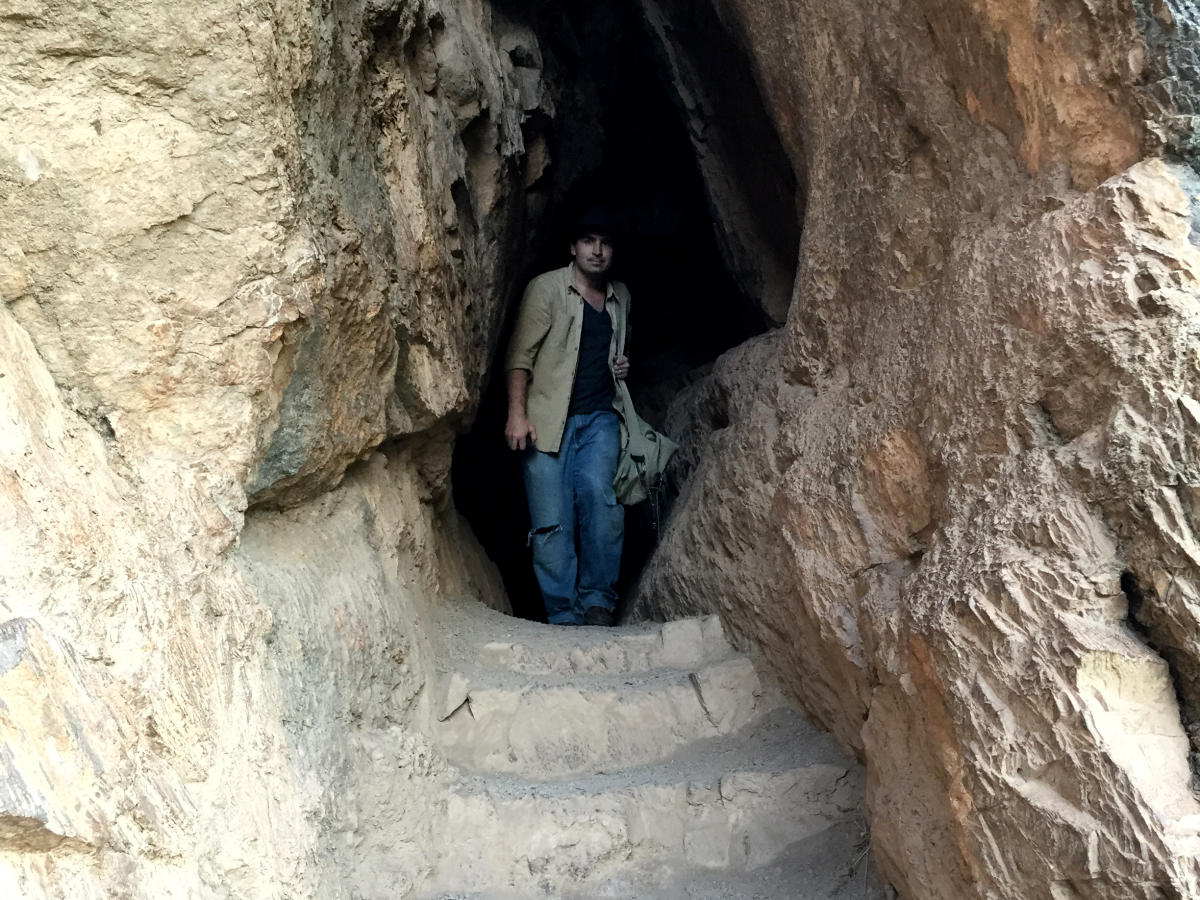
[505,265,630,454]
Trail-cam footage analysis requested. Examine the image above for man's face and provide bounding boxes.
[570,232,614,278]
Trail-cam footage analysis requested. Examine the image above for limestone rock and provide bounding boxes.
[0,1,538,893]
[632,0,1200,896]
[0,0,596,518]
[0,618,190,854]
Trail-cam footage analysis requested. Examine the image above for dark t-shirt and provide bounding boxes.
[567,301,615,418]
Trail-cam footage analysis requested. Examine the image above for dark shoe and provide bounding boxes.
[583,606,615,627]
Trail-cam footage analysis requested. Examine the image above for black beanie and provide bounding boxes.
[572,204,618,241]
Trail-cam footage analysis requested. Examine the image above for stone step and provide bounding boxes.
[429,654,764,779]
[413,819,893,900]
[416,709,865,898]
[431,599,734,676]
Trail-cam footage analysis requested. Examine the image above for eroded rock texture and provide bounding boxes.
[0,0,556,893]
[632,0,1200,898]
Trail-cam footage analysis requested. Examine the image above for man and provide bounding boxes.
[504,207,631,627]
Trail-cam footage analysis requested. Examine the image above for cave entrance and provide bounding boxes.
[451,0,799,621]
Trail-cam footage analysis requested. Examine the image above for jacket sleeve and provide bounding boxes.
[505,279,552,372]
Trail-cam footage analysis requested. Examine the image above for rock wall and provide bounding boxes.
[632,0,1200,898]
[639,0,802,326]
[0,0,571,894]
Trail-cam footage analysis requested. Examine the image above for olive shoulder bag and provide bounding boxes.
[611,297,678,506]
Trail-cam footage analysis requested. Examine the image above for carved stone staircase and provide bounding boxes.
[415,599,890,899]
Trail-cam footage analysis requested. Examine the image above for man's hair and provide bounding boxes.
[571,204,618,242]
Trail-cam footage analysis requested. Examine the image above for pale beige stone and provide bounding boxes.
[631,1,1200,894]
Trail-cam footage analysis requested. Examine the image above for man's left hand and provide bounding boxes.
[614,355,630,380]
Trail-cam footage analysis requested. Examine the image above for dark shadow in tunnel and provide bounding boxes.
[451,0,774,621]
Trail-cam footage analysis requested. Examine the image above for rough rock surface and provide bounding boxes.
[631,0,1200,898]
[0,0,593,520]
[414,603,886,898]
[0,0,545,893]
[1,0,856,895]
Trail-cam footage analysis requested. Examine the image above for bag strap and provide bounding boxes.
[617,380,651,468]
[613,290,647,462]
[614,286,629,361]
[613,287,654,487]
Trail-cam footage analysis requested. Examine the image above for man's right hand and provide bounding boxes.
[506,415,537,451]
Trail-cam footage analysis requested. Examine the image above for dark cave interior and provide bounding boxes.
[450,0,790,621]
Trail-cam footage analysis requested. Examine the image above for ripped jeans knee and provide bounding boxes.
[526,524,561,548]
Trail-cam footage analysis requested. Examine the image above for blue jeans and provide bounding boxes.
[523,411,624,624]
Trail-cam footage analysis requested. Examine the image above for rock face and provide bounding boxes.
[0,0,551,893]
[3,0,1200,897]
[631,0,1200,898]
[0,0,598,521]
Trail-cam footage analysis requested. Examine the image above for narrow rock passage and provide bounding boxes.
[413,598,892,898]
